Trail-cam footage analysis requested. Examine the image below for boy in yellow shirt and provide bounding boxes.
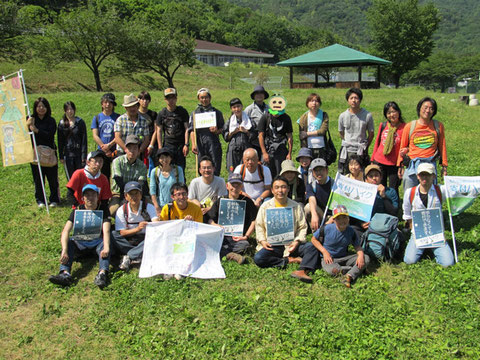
[160,183,203,222]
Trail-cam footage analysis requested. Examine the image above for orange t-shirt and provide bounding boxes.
[397,121,447,167]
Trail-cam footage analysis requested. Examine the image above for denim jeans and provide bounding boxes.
[404,238,454,267]
[59,238,110,273]
[111,231,145,260]
[321,253,370,280]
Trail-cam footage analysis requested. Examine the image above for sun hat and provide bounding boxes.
[122,93,139,107]
[296,148,313,162]
[250,85,269,100]
[280,160,299,176]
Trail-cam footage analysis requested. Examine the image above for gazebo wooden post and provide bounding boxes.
[377,65,381,88]
[315,67,319,87]
[358,66,362,87]
[289,67,293,89]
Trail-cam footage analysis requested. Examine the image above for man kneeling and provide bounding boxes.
[301,205,369,287]
[113,181,159,271]
[49,184,111,288]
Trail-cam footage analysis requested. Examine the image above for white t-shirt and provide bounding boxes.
[338,108,374,144]
[188,176,227,205]
[115,201,158,235]
[234,164,272,200]
[307,113,325,148]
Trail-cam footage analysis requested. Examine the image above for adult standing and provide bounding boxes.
[258,94,293,178]
[371,101,406,196]
[58,101,88,180]
[91,93,119,181]
[338,88,374,174]
[223,98,256,172]
[245,85,269,155]
[189,88,224,176]
[156,88,190,174]
[397,97,448,190]
[298,93,329,161]
[114,93,150,156]
[137,91,158,174]
[27,97,60,207]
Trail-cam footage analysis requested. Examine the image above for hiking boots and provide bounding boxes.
[226,252,246,265]
[290,270,313,284]
[49,271,73,286]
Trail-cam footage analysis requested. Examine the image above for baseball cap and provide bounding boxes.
[82,184,100,194]
[228,173,243,184]
[310,158,327,171]
[417,163,436,175]
[101,93,116,106]
[124,181,142,193]
[164,88,177,97]
[87,150,106,161]
[332,205,349,219]
[365,164,382,176]
[125,134,140,146]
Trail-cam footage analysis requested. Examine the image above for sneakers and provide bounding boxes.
[343,274,353,288]
[49,271,73,286]
[49,202,58,208]
[163,274,174,280]
[174,274,184,280]
[94,271,108,288]
[37,202,45,208]
[290,270,313,284]
[226,252,246,265]
[119,255,131,271]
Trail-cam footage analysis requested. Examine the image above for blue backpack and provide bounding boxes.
[361,213,403,262]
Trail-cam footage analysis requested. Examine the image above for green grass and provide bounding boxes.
[1,63,480,359]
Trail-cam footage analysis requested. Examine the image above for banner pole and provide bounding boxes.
[193,113,198,175]
[319,173,337,228]
[20,70,50,214]
[445,186,458,263]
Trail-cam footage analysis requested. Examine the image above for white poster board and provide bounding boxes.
[194,112,217,129]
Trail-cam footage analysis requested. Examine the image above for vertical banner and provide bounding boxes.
[328,173,378,222]
[0,73,33,166]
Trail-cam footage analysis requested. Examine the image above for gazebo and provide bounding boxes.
[277,44,391,89]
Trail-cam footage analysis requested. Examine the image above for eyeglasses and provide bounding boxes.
[173,192,187,197]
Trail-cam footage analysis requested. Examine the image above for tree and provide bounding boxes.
[367,0,440,88]
[115,14,196,88]
[33,1,123,91]
[0,1,22,58]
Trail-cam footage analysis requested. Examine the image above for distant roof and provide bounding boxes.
[277,44,391,67]
[195,40,274,59]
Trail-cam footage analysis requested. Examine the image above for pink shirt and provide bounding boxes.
[371,122,405,166]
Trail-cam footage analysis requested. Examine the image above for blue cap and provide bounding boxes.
[228,173,243,184]
[82,184,100,194]
[124,181,142,193]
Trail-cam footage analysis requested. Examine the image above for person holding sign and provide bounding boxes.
[206,173,258,264]
[253,176,308,269]
[159,183,203,222]
[403,163,454,267]
[304,158,333,232]
[49,184,111,288]
[113,181,159,271]
[188,88,224,176]
[304,205,369,288]
[258,94,294,178]
[223,98,257,172]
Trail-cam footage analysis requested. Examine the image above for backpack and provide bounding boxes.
[361,213,403,262]
[122,200,151,225]
[240,163,264,184]
[409,185,442,204]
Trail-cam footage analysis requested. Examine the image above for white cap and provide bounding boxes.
[417,163,436,175]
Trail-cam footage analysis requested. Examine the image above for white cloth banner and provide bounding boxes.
[139,220,225,279]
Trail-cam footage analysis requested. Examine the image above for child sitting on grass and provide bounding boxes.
[346,154,364,182]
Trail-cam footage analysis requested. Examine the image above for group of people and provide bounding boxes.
[28,86,452,289]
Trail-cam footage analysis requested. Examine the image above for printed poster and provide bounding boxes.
[266,207,294,246]
[0,74,34,166]
[412,208,446,249]
[328,172,378,222]
[72,210,103,240]
[444,176,480,216]
[218,198,246,236]
[194,112,216,129]
[139,220,225,279]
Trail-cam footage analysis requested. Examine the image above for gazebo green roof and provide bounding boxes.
[277,44,391,67]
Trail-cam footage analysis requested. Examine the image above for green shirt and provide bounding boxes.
[111,155,147,194]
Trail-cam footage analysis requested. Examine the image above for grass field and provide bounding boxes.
[1,63,480,359]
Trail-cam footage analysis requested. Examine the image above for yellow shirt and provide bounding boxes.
[160,200,203,223]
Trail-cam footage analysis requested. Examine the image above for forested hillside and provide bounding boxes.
[229,0,480,54]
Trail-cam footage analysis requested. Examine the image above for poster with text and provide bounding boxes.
[72,210,103,241]
[444,176,480,216]
[194,112,217,129]
[218,198,246,236]
[266,207,294,246]
[412,208,445,249]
